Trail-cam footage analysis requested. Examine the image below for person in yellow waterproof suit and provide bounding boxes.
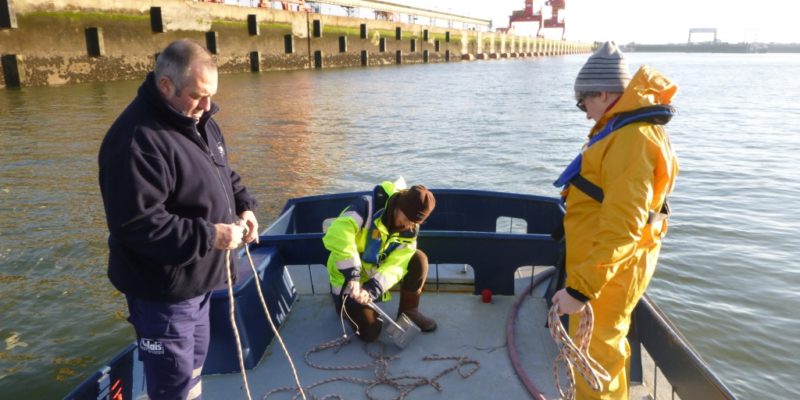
[551,41,679,399]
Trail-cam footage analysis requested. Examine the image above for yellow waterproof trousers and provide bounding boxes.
[569,250,657,400]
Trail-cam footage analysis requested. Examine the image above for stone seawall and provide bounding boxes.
[0,0,593,89]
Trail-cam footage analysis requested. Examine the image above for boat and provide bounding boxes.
[65,189,737,399]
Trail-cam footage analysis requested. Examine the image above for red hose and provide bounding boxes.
[506,268,555,400]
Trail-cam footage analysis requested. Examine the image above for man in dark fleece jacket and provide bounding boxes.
[98,39,259,400]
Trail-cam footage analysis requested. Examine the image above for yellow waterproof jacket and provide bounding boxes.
[322,181,417,300]
[564,66,679,300]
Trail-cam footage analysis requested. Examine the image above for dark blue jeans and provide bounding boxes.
[126,293,211,400]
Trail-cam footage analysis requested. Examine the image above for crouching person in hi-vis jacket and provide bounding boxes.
[322,180,437,341]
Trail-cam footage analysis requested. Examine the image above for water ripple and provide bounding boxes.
[1,53,799,398]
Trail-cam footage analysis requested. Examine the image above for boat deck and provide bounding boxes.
[203,266,563,399]
[67,189,729,400]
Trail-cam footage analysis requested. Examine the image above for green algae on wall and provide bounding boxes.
[0,0,592,88]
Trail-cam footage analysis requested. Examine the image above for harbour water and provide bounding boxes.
[1,53,799,398]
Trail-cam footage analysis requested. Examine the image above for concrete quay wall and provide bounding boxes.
[0,0,593,89]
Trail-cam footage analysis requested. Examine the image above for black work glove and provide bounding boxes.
[361,278,383,302]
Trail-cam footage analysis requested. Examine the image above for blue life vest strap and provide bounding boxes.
[363,209,385,264]
[362,209,404,265]
[554,105,675,189]
[554,105,675,224]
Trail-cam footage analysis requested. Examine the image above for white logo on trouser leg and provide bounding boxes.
[139,338,165,355]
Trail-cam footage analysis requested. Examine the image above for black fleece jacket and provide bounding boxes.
[98,73,257,301]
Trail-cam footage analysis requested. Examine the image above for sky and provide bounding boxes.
[395,0,800,44]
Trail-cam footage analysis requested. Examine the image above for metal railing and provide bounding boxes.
[225,0,492,31]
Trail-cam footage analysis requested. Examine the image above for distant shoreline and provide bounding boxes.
[622,42,800,54]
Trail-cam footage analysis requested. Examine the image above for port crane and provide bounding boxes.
[506,0,566,39]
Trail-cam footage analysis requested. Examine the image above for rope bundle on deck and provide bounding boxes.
[227,227,479,400]
[263,335,480,400]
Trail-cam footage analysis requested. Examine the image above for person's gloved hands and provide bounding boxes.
[344,280,370,305]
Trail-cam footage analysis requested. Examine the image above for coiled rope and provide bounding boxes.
[225,233,307,400]
[224,227,478,399]
[264,338,479,400]
[262,296,480,399]
[547,303,610,400]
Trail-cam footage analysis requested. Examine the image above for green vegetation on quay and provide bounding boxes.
[22,11,148,24]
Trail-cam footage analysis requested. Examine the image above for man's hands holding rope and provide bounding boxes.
[239,210,259,244]
[214,210,260,250]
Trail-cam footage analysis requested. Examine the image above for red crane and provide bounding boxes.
[507,0,566,39]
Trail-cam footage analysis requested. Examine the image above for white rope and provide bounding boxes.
[548,303,610,400]
[225,248,253,400]
[339,293,360,337]
[243,244,307,400]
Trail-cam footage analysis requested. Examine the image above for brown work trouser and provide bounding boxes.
[332,249,428,342]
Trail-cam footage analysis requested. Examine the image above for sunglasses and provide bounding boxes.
[576,98,587,112]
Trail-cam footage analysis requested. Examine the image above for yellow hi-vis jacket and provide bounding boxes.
[322,181,418,300]
[564,65,679,301]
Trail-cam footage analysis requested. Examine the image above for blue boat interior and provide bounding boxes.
[65,189,736,400]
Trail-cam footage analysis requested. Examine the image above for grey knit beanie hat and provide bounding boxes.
[574,41,631,93]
